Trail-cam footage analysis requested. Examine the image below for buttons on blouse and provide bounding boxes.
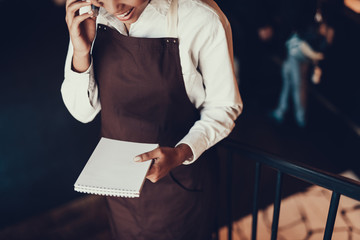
[98,25,107,30]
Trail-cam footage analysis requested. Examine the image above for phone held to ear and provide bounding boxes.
[91,5,100,16]
[79,2,99,17]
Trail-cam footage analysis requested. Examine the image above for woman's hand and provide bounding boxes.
[300,42,324,62]
[312,66,322,84]
[65,0,97,72]
[134,144,193,183]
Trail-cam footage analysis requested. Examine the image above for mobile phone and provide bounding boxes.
[79,2,99,17]
[91,4,100,17]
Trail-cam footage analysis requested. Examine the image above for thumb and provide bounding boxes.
[134,148,159,162]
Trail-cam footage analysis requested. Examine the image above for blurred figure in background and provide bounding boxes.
[230,0,318,107]
[270,20,333,127]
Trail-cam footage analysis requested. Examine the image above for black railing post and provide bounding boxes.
[323,191,341,240]
[219,139,360,240]
[251,162,262,240]
[271,171,283,240]
[227,149,233,240]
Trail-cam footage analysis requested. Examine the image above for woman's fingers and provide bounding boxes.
[134,148,160,162]
[70,11,94,32]
[65,0,78,9]
[134,148,164,183]
[146,163,161,183]
[134,147,187,183]
[66,0,90,12]
[66,0,91,25]
[65,0,96,52]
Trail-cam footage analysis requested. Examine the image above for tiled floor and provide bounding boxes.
[219,171,360,240]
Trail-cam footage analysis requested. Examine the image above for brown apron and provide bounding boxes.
[92,1,218,239]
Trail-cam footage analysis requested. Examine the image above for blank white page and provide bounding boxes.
[74,137,158,197]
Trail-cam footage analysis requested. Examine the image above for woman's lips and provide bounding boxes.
[116,7,134,21]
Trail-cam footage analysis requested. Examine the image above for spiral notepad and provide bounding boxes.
[74,137,158,198]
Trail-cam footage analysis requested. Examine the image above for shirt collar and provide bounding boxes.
[148,0,172,16]
[98,0,172,35]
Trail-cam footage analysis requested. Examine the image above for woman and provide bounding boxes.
[62,0,242,239]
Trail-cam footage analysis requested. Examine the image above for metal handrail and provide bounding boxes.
[219,138,360,240]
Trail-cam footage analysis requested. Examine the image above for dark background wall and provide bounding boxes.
[0,1,101,228]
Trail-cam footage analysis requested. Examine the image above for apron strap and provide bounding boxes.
[167,0,178,38]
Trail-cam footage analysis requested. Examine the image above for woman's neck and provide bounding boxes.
[124,23,131,35]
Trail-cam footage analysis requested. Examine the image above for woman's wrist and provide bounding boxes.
[72,51,91,73]
[175,144,193,165]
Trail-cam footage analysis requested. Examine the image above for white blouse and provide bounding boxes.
[61,0,243,164]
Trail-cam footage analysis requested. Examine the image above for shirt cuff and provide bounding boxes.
[66,57,98,104]
[62,56,100,123]
[176,131,209,165]
[66,56,93,79]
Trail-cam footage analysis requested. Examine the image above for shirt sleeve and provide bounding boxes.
[177,12,243,164]
[61,40,101,123]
